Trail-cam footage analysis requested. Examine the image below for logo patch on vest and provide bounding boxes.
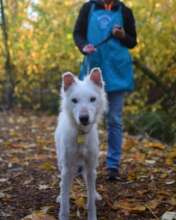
[97,15,112,29]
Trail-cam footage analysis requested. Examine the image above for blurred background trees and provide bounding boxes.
[0,0,176,143]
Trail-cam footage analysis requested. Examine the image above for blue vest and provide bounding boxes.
[80,3,134,92]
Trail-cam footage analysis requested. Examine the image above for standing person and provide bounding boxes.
[73,0,137,180]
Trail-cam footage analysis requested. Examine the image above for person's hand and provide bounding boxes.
[112,25,126,39]
[82,44,96,54]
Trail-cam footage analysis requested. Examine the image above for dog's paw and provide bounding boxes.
[95,191,102,201]
[56,195,61,203]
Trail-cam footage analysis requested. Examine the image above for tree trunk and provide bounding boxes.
[0,0,14,109]
[133,58,176,110]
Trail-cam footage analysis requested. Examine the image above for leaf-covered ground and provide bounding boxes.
[0,109,176,220]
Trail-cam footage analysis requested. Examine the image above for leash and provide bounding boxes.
[94,33,112,49]
[85,33,112,74]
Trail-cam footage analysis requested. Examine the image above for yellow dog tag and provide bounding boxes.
[77,132,86,145]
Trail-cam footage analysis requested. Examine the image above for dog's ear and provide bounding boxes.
[62,72,75,91]
[90,68,103,88]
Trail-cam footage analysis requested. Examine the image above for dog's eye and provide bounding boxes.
[71,98,78,104]
[90,97,96,102]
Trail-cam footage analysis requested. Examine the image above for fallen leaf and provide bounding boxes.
[0,178,8,183]
[169,196,176,206]
[76,208,81,218]
[0,192,6,199]
[161,211,176,220]
[144,141,165,150]
[127,171,137,181]
[0,211,11,217]
[0,139,3,143]
[74,197,85,209]
[165,180,175,185]
[157,190,170,196]
[38,184,50,190]
[39,162,56,171]
[123,136,139,150]
[132,152,145,162]
[22,213,56,220]
[145,160,156,165]
[40,206,53,214]
[24,177,34,185]
[166,148,176,165]
[112,200,146,213]
[146,198,161,210]
[0,192,11,200]
[160,173,168,179]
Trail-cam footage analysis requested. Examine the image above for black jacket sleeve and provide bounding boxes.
[119,6,137,49]
[73,3,91,54]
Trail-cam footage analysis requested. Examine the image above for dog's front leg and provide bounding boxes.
[85,167,97,220]
[59,167,73,220]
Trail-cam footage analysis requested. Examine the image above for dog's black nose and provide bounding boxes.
[79,115,89,126]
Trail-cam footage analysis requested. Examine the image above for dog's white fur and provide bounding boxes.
[55,68,107,220]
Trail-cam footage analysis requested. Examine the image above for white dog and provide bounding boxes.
[55,68,107,220]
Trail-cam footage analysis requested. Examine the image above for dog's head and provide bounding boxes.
[61,68,107,130]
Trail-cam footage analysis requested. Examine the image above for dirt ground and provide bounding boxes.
[0,109,176,220]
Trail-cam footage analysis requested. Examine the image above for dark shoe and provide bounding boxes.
[106,168,121,181]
